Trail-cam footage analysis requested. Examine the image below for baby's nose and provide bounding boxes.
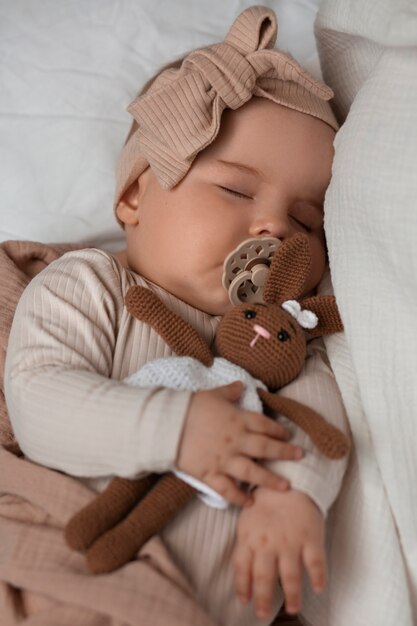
[249,211,290,239]
[250,324,271,348]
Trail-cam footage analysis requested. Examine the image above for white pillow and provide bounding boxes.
[304,2,417,624]
[0,0,321,250]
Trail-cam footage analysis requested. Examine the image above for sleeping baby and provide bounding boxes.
[4,6,349,625]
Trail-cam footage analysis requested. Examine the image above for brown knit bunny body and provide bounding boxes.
[65,233,349,573]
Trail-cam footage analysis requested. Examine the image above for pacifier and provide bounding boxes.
[222,237,281,305]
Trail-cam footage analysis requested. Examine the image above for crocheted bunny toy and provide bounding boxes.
[65,233,349,574]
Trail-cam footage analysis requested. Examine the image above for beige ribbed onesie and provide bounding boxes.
[4,248,349,626]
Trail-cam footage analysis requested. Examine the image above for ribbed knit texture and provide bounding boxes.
[0,240,83,454]
[4,247,349,626]
[114,6,339,213]
[4,249,216,481]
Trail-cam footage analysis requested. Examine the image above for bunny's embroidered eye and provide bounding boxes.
[244,310,256,320]
[277,329,290,342]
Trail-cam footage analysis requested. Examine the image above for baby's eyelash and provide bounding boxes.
[219,186,252,199]
[290,215,312,233]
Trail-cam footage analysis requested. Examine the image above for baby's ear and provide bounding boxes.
[115,181,140,226]
[301,295,343,337]
[263,233,311,304]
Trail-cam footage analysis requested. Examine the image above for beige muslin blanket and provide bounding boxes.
[0,445,220,625]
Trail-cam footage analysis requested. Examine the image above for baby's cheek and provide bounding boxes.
[305,236,326,292]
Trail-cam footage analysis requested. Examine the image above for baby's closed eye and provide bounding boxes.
[218,185,253,199]
[289,202,323,232]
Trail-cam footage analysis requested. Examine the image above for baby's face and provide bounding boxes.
[117,98,335,315]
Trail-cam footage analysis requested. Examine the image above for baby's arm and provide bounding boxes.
[4,249,191,479]
[4,249,300,505]
[265,337,350,516]
[233,338,349,616]
[234,487,325,618]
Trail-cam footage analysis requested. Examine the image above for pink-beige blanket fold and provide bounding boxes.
[0,446,218,625]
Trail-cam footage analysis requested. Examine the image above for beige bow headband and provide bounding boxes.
[114,5,338,212]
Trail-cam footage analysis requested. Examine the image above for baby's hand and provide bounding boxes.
[176,381,303,507]
[233,488,326,618]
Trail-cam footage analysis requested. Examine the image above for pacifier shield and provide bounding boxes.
[222,237,281,305]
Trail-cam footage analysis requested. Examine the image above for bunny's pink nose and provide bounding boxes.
[250,324,271,348]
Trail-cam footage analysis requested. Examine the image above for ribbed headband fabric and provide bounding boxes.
[114,5,339,212]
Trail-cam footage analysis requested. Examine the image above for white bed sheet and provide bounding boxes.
[0,0,321,249]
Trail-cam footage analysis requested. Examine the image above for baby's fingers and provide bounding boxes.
[233,544,253,605]
[244,411,290,441]
[279,552,302,615]
[253,552,277,619]
[303,543,327,594]
[240,433,303,462]
[225,457,289,492]
[207,474,253,508]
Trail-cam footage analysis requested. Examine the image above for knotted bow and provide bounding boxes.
[115,6,338,208]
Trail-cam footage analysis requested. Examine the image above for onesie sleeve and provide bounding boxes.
[4,249,192,479]
[265,337,350,517]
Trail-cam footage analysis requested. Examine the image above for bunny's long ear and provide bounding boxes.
[300,295,343,337]
[263,233,311,304]
[125,286,214,366]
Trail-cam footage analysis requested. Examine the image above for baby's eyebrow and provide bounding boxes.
[214,158,262,179]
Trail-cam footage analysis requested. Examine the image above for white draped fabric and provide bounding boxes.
[303,2,417,624]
